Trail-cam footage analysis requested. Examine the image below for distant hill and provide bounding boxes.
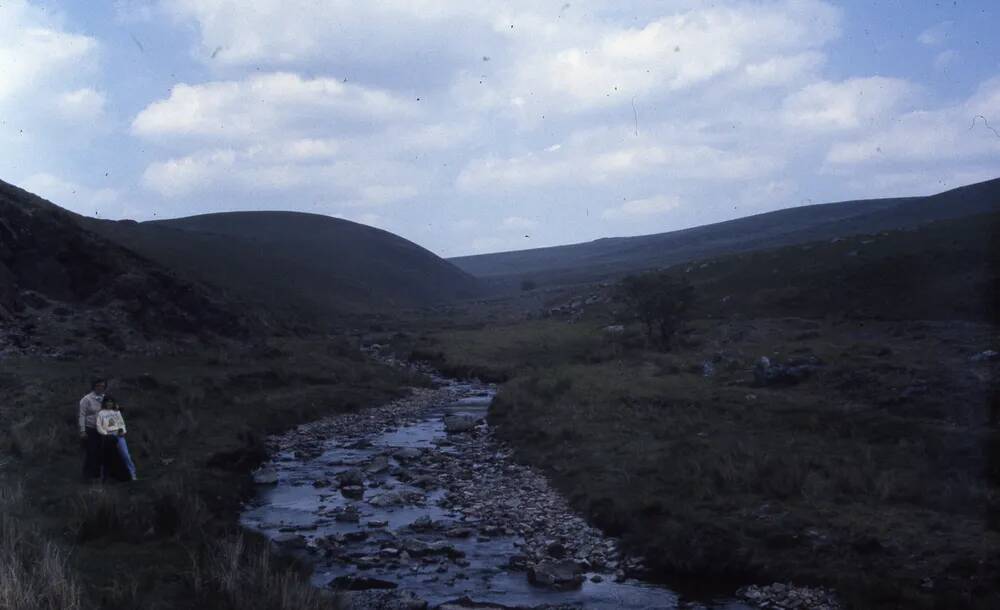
[452,177,1000,288]
[0,180,249,356]
[81,211,479,322]
[680,211,1000,322]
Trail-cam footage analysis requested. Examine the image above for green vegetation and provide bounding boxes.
[409,218,1000,609]
[81,209,478,321]
[0,338,418,609]
[450,177,1000,290]
[618,272,694,347]
[4,174,998,609]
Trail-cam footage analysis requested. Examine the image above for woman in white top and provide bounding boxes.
[96,396,137,481]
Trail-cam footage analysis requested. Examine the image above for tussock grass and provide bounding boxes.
[193,535,329,610]
[71,476,210,543]
[438,314,1000,608]
[0,484,82,610]
[6,417,64,461]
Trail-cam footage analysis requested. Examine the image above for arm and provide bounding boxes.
[95,411,108,436]
[78,397,87,436]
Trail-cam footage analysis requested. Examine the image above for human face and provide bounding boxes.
[94,382,106,394]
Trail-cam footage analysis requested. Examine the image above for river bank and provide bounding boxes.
[0,338,421,610]
[242,366,832,609]
[400,316,1000,609]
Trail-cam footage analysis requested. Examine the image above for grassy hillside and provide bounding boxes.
[82,210,479,323]
[451,177,1000,290]
[399,213,1000,609]
[0,180,251,357]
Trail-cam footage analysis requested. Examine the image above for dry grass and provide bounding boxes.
[198,535,329,610]
[0,483,82,610]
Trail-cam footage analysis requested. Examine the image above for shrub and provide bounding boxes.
[617,272,694,349]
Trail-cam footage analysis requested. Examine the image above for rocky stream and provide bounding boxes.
[242,371,836,609]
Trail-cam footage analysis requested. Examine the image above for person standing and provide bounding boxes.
[96,396,137,481]
[79,379,106,480]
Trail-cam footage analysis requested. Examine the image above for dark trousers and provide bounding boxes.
[82,428,103,479]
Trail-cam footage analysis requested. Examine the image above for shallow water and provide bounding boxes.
[241,379,749,609]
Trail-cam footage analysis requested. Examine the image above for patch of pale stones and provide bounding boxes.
[257,383,635,588]
[252,379,840,609]
[737,583,839,609]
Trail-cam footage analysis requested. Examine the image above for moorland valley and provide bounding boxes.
[1,177,997,610]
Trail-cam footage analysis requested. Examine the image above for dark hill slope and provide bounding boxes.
[83,212,478,321]
[681,211,1000,322]
[0,180,247,356]
[452,177,1000,287]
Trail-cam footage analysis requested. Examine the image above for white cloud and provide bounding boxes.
[141,144,423,205]
[458,0,840,115]
[918,21,952,46]
[458,133,781,192]
[162,0,505,76]
[55,88,106,121]
[602,194,681,220]
[359,185,419,205]
[782,76,913,131]
[843,167,1000,198]
[738,52,825,88]
[132,72,417,141]
[20,172,119,215]
[826,76,1000,165]
[333,211,383,228]
[501,216,538,231]
[933,50,959,71]
[468,236,508,254]
[456,153,575,191]
[0,2,99,102]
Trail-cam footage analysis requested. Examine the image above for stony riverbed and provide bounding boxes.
[241,373,831,609]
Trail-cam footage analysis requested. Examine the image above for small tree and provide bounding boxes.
[617,271,694,348]
[520,278,537,292]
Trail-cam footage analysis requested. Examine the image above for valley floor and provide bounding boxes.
[0,337,421,610]
[2,311,997,610]
[402,314,1000,609]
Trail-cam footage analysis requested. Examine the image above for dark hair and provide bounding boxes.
[101,395,118,408]
[91,378,107,390]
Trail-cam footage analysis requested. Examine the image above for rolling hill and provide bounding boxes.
[0,180,249,356]
[451,177,1000,289]
[80,210,479,322]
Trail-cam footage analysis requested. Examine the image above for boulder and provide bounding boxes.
[393,447,423,461]
[369,490,424,507]
[444,415,480,433]
[527,560,584,590]
[753,356,816,387]
[334,589,427,610]
[252,468,278,485]
[335,506,361,522]
[971,350,999,362]
[272,533,307,549]
[339,468,365,487]
[366,455,390,474]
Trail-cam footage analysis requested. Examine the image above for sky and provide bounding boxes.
[1,0,998,257]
